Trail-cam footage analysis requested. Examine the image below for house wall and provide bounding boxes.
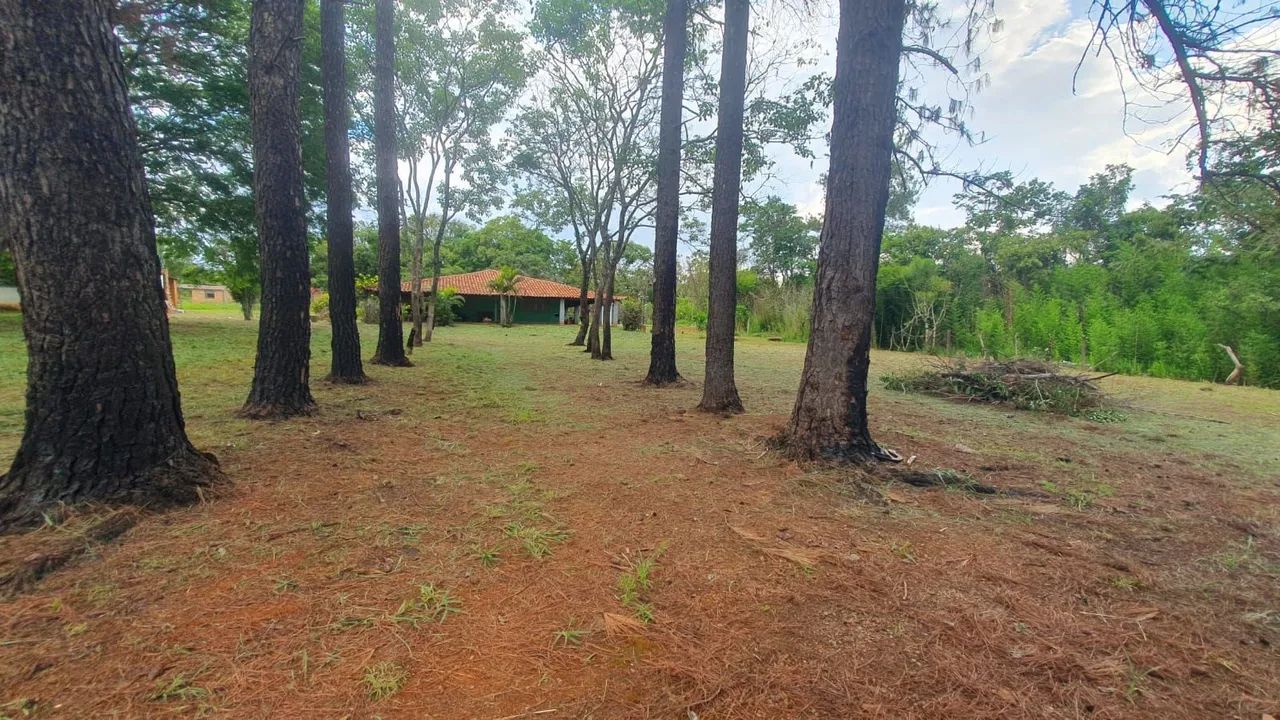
[183,286,232,304]
[452,295,566,324]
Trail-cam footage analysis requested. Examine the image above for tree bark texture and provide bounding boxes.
[371,0,410,366]
[644,0,688,386]
[321,0,366,383]
[570,245,595,346]
[781,0,906,461]
[423,219,449,342]
[0,0,221,526]
[698,0,748,414]
[242,0,317,418]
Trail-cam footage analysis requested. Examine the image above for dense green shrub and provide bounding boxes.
[310,292,330,320]
[620,299,645,331]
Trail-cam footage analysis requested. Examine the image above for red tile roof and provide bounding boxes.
[398,269,597,300]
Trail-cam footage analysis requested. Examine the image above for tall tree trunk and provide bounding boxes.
[409,221,424,349]
[600,276,615,360]
[242,0,317,418]
[578,242,596,345]
[570,243,595,346]
[423,215,449,342]
[587,257,604,357]
[780,0,906,461]
[0,0,221,525]
[645,0,688,386]
[370,0,411,366]
[698,0,748,414]
[321,0,366,384]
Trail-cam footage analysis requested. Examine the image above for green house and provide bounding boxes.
[397,269,620,325]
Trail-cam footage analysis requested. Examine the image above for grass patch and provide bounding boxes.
[362,661,408,700]
[391,583,462,626]
[617,546,665,623]
[504,522,570,559]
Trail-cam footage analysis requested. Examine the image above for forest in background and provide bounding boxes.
[677,164,1280,388]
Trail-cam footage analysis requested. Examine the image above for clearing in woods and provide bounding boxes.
[0,308,1278,718]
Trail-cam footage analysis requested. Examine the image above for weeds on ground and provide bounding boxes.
[889,540,918,563]
[1040,478,1114,510]
[363,661,408,700]
[504,522,570,559]
[553,622,590,647]
[0,698,38,720]
[617,546,666,623]
[149,673,210,702]
[1212,536,1279,574]
[391,583,462,626]
[472,545,501,567]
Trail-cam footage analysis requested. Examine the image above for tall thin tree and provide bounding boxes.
[698,0,748,413]
[322,0,367,383]
[780,0,907,460]
[370,0,411,366]
[0,0,221,525]
[242,0,317,417]
[644,0,688,386]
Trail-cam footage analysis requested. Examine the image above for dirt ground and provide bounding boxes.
[1,316,1278,719]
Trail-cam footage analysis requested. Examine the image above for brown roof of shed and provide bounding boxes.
[399,269,598,299]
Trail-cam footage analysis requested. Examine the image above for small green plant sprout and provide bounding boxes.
[1110,575,1142,591]
[616,545,666,623]
[362,661,408,700]
[148,673,210,702]
[273,577,299,594]
[503,522,570,559]
[0,698,38,719]
[471,545,500,568]
[552,623,590,648]
[889,540,917,563]
[1212,536,1277,573]
[391,583,462,627]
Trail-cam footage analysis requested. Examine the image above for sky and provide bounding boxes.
[756,0,1200,229]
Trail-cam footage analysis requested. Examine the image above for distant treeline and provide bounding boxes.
[677,165,1280,388]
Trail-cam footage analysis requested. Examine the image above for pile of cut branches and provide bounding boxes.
[883,358,1114,415]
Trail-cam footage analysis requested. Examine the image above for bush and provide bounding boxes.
[310,291,330,320]
[675,297,707,330]
[433,288,463,327]
[361,297,378,324]
[620,299,645,331]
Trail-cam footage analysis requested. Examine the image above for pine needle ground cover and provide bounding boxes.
[0,311,1277,718]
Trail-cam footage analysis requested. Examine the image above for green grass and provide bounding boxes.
[362,661,408,700]
[0,314,1276,486]
[390,583,462,626]
[617,546,665,623]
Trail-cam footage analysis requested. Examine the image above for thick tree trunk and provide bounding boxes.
[0,0,221,526]
[780,0,906,461]
[370,0,411,366]
[698,0,748,414]
[644,0,688,386]
[321,0,366,384]
[242,0,317,418]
